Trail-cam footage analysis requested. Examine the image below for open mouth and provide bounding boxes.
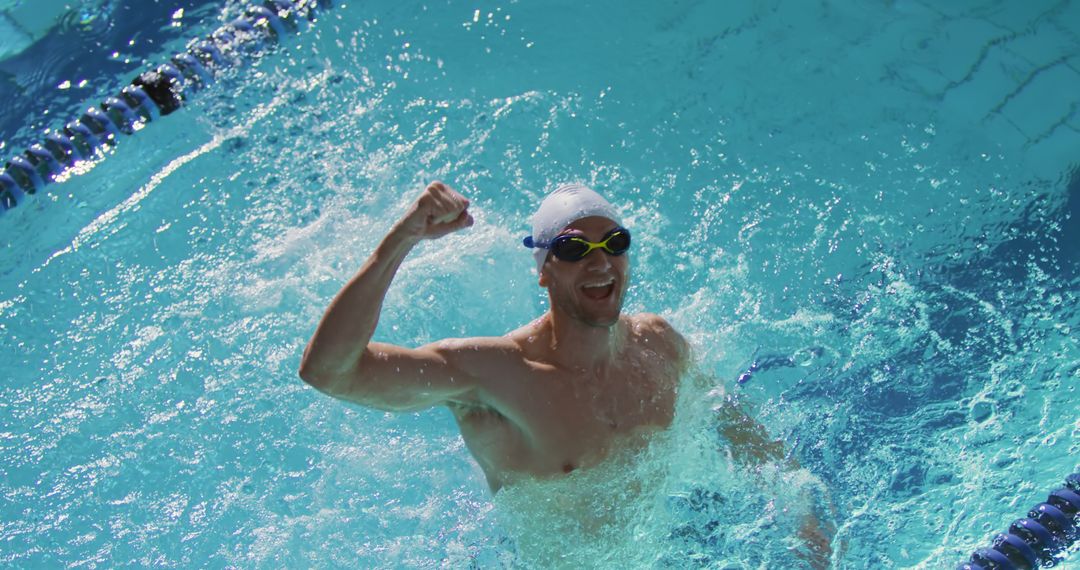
[580,279,615,301]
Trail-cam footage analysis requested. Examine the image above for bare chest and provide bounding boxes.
[529,362,673,436]
[454,349,678,486]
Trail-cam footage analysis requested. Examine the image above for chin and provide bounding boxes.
[549,280,626,327]
[577,289,626,328]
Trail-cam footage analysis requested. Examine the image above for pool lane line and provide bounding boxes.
[959,471,1080,570]
[0,0,335,217]
[40,66,334,270]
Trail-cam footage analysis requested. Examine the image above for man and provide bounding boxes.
[299,181,687,492]
[298,181,833,566]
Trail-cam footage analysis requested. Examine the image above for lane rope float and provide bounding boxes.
[959,472,1080,569]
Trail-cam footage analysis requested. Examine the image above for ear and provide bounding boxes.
[537,254,553,287]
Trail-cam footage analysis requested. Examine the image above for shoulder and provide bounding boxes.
[428,335,520,360]
[629,313,691,365]
[632,312,673,330]
[426,335,525,376]
[629,312,681,339]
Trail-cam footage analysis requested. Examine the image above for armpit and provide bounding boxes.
[447,400,505,422]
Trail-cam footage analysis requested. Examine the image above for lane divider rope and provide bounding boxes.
[0,0,335,216]
[959,472,1080,569]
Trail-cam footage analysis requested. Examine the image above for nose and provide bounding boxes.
[583,249,613,271]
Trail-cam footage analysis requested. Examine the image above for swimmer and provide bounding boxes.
[299,181,833,567]
[300,181,684,489]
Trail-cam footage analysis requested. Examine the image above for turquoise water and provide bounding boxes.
[1,0,1078,567]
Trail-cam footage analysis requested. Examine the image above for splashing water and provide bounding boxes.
[1,0,1077,567]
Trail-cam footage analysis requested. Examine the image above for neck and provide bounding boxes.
[543,307,624,371]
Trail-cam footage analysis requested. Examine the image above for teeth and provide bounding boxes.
[582,278,615,288]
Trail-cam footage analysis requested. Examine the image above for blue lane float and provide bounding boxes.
[0,0,334,215]
[959,472,1080,569]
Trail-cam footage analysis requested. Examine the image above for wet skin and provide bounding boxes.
[444,309,684,491]
[445,216,686,489]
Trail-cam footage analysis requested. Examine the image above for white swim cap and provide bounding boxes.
[525,183,622,273]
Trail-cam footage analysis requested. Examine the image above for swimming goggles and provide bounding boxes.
[523,227,631,262]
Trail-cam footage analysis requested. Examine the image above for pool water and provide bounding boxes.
[1,0,1078,567]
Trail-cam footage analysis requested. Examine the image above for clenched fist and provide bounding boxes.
[396,181,474,241]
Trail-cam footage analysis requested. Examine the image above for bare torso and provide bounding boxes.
[444,313,682,492]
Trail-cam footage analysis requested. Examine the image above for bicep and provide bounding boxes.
[320,340,479,412]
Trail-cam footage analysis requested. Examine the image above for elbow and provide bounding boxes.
[298,361,325,391]
[298,356,337,394]
[298,355,366,400]
[298,342,337,392]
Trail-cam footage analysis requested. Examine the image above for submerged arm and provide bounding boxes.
[715,397,837,568]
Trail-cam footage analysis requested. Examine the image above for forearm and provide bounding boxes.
[714,400,835,567]
[299,223,418,386]
[300,180,472,395]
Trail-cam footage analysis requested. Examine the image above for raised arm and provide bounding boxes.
[298,181,475,411]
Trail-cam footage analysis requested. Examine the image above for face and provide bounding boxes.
[539,216,630,328]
